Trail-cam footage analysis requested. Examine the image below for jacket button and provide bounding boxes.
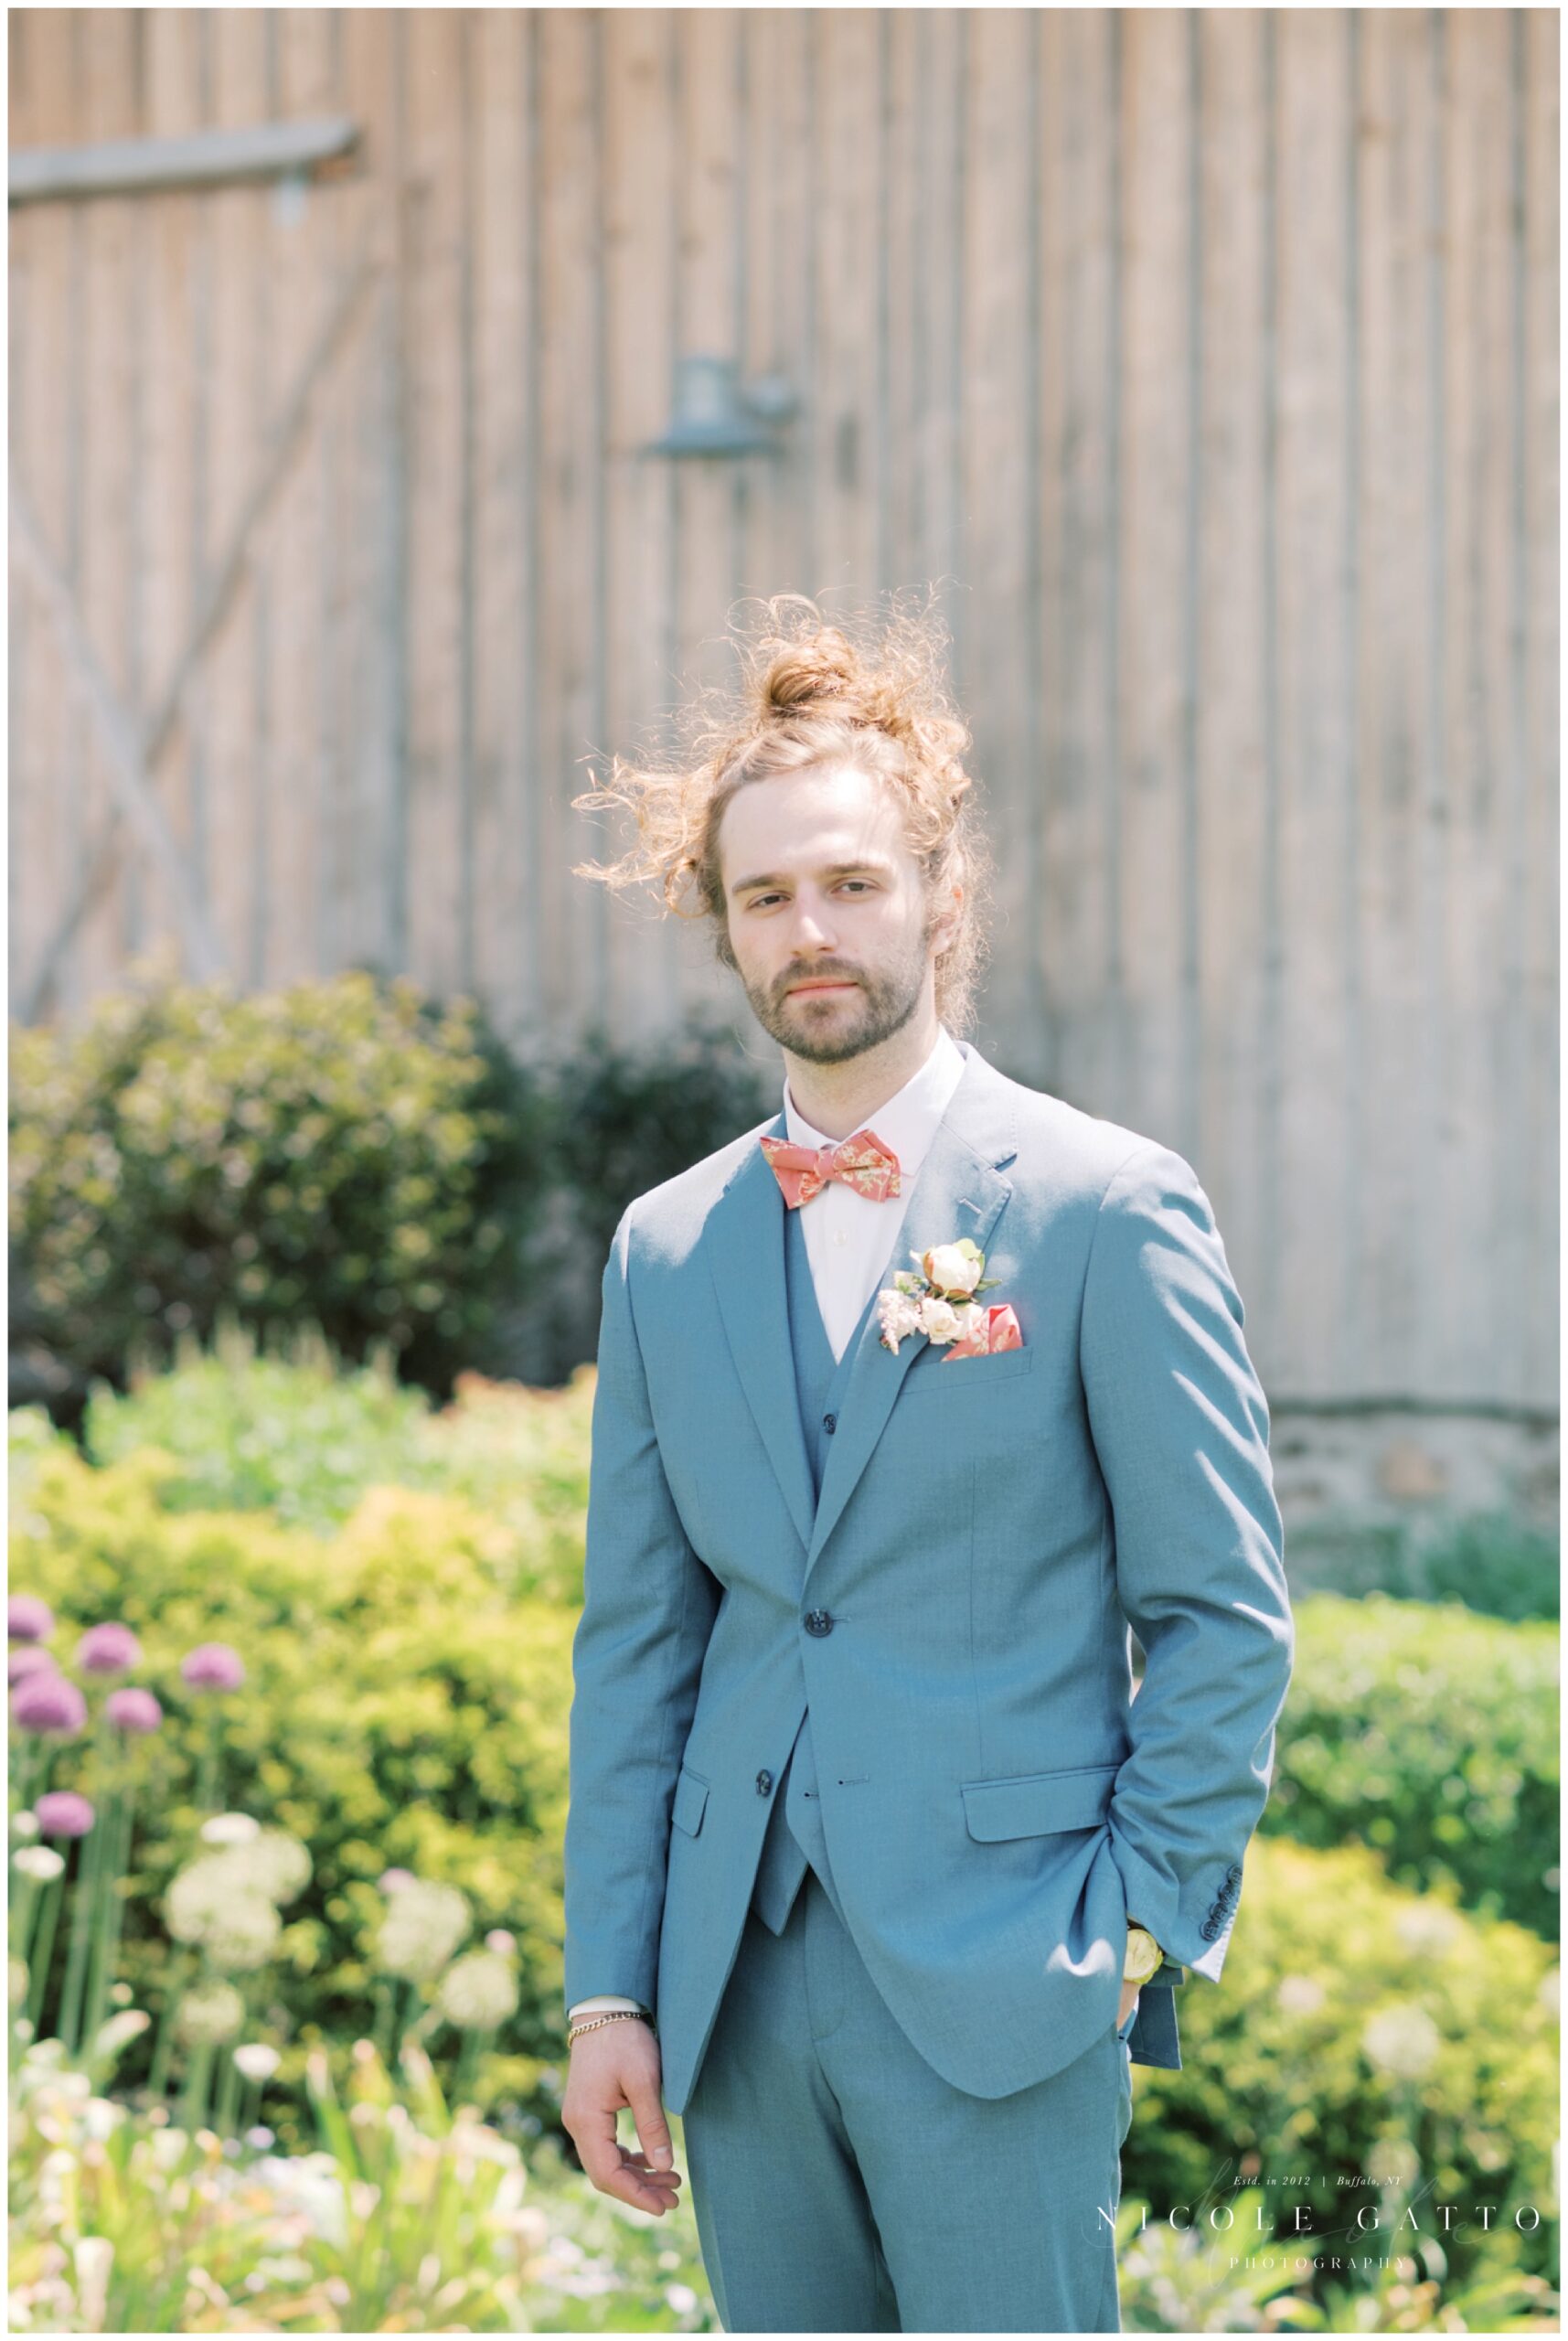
[756,1769,773,1796]
[823,1412,837,1433]
[804,1609,834,1636]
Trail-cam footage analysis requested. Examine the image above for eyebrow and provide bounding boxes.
[729,859,895,897]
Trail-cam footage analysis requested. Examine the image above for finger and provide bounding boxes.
[625,2079,676,2172]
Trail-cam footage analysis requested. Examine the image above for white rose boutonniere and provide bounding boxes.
[877,1238,1025,1360]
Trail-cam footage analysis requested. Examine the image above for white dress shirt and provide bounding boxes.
[568,1023,966,2026]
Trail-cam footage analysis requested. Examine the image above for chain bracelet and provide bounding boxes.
[567,2008,657,2047]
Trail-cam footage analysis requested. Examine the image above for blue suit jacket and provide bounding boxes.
[564,1038,1294,2115]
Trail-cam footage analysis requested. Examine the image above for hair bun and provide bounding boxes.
[763,631,859,714]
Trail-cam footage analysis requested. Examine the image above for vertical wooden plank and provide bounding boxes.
[1460,9,1525,1395]
[536,8,599,1032]
[668,11,744,1025]
[809,9,881,604]
[74,9,144,1012]
[469,7,535,1043]
[1521,7,1559,1402]
[399,7,467,1004]
[263,8,336,988]
[207,10,271,990]
[7,7,30,1003]
[340,5,402,981]
[1118,10,1196,1152]
[1354,11,1437,1397]
[1273,9,1353,1397]
[139,10,207,974]
[960,8,1035,1050]
[11,9,77,1018]
[738,11,813,605]
[599,8,681,1042]
[1037,10,1118,1119]
[1193,9,1273,1368]
[911,13,966,641]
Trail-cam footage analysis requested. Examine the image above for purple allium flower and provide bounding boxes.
[11,1673,87,1737]
[77,1621,144,1676]
[36,1790,95,1838]
[8,1646,59,1689]
[181,1642,245,1693]
[105,1685,164,1736]
[378,1867,416,1895]
[8,1597,54,1643]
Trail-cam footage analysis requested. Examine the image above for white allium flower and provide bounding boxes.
[199,1812,261,1847]
[71,2237,114,2331]
[376,1881,469,1983]
[174,1982,246,2047]
[1393,1903,1464,1962]
[11,1809,39,1841]
[233,2043,282,2083]
[13,1845,65,1883]
[1361,2004,1441,2079]
[233,1829,311,1906]
[165,1858,280,1970]
[1277,1973,1326,2017]
[435,1951,520,2032]
[9,1959,29,2009]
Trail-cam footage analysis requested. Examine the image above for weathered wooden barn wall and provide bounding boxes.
[7,9,1559,1416]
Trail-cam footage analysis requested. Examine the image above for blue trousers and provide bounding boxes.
[680,1864,1136,2332]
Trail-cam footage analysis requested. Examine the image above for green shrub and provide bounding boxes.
[545,1018,777,1273]
[1285,1508,1558,1622]
[9,968,553,1402]
[1125,1836,1558,2294]
[1270,1595,1560,1940]
[78,1330,593,1596]
[10,1434,577,2135]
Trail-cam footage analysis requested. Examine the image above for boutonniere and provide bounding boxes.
[876,1238,1025,1360]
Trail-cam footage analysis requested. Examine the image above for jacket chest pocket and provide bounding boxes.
[899,1344,1036,1404]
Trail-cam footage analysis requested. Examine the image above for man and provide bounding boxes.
[560,652,1294,2331]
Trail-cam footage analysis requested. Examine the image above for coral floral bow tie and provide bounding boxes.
[758,1127,902,1210]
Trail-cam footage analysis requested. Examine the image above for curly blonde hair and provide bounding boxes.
[571,591,996,1036]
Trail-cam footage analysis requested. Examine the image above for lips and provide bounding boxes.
[789,978,857,995]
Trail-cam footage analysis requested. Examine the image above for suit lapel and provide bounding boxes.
[704,1040,1020,1571]
[802,1049,1019,1585]
[705,1112,818,1552]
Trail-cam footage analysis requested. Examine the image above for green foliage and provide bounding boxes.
[78,1330,593,1595]
[1270,1595,1560,1940]
[9,967,553,1399]
[546,1018,776,1270]
[1122,1836,1558,2297]
[8,2034,718,2333]
[11,1430,580,2133]
[1285,1508,1558,1623]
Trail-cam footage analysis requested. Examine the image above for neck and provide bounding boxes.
[783,1012,944,1140]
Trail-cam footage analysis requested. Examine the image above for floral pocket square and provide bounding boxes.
[877,1239,1024,1360]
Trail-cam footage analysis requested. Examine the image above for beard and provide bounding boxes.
[741,917,938,1066]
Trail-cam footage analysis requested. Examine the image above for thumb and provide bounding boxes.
[626,2076,674,2170]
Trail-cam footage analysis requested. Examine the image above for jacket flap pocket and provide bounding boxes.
[671,1766,710,1837]
[961,1761,1118,1842]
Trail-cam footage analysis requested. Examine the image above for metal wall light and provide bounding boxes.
[641,357,797,459]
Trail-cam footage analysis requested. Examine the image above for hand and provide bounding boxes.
[561,2020,683,2217]
[1116,1980,1142,2031]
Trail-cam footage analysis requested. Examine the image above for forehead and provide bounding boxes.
[719,764,910,880]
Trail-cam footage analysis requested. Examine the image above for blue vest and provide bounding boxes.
[750,1198,895,1936]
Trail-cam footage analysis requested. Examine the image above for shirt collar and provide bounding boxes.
[781,1022,967,1181]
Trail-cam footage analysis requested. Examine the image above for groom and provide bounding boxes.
[560,750,1294,2330]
